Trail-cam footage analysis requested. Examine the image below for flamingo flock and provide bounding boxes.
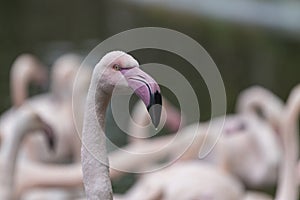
[0,51,299,200]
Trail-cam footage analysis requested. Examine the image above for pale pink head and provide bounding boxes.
[97,51,162,127]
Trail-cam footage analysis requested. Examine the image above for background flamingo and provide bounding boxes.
[0,54,48,144]
[0,53,90,199]
[108,86,283,188]
[6,53,89,164]
[0,108,54,200]
[242,84,300,200]
[113,85,300,200]
[10,54,48,108]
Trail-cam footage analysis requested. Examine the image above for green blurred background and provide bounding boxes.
[1,0,299,115]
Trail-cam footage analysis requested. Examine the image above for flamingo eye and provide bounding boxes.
[113,64,121,71]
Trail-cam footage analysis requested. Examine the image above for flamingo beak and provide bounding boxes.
[42,122,55,151]
[121,67,162,128]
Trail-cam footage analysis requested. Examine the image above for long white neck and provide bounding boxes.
[10,68,29,107]
[81,71,113,200]
[10,55,44,108]
[275,87,300,200]
[0,122,29,199]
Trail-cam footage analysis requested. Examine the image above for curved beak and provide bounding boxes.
[42,122,55,151]
[121,67,162,128]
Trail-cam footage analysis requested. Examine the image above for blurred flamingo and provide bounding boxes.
[10,54,48,108]
[109,86,283,188]
[243,85,300,200]
[114,85,299,200]
[0,108,54,200]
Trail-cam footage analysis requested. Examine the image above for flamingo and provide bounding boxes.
[114,85,300,200]
[164,86,283,188]
[213,114,281,188]
[0,108,55,200]
[1,53,90,164]
[15,96,178,198]
[161,87,283,187]
[10,54,48,108]
[242,85,300,200]
[221,86,284,187]
[236,86,284,134]
[81,51,162,199]
[234,86,284,187]
[22,53,88,164]
[0,53,89,199]
[108,86,283,188]
[0,54,48,143]
[274,84,300,200]
[14,54,90,199]
[26,54,91,163]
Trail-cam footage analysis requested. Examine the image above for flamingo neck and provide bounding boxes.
[275,92,300,200]
[0,123,27,199]
[81,74,113,200]
[11,71,28,107]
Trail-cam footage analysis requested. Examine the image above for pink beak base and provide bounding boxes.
[121,67,162,128]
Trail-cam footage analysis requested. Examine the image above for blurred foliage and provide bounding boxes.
[0,0,299,115]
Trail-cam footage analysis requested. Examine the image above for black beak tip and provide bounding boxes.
[147,91,162,128]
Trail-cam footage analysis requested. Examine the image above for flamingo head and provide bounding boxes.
[97,51,162,128]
